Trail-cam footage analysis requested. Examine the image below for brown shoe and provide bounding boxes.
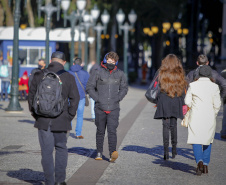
[75,135,84,139]
[196,161,203,176]
[109,151,118,162]
[203,165,208,174]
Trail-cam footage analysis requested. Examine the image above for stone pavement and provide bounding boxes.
[0,85,226,185]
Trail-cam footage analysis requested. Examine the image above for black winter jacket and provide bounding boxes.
[86,62,128,111]
[28,61,80,131]
[186,67,226,98]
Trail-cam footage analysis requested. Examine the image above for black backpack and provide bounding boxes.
[28,68,41,88]
[33,69,66,117]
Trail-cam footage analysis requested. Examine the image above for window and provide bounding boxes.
[7,46,51,66]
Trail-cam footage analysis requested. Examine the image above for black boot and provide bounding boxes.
[172,145,177,159]
[164,147,169,160]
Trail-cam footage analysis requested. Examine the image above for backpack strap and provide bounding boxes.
[56,69,67,76]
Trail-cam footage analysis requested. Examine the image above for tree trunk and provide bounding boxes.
[26,0,34,27]
[0,3,4,26]
[1,0,13,26]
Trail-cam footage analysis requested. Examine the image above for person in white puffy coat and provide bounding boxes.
[185,65,221,176]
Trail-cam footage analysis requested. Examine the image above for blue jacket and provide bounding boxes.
[69,64,89,100]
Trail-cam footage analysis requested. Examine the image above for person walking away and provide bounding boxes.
[0,52,11,101]
[185,65,221,175]
[28,51,80,185]
[154,54,187,160]
[28,59,46,87]
[86,51,128,162]
[186,54,226,139]
[68,58,89,139]
[19,71,29,100]
[89,60,100,122]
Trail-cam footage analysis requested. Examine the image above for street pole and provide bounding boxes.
[6,0,23,111]
[94,23,105,64]
[83,24,90,70]
[40,3,58,66]
[120,23,131,80]
[66,11,79,67]
[78,14,82,58]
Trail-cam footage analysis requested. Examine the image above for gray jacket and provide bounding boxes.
[86,62,128,111]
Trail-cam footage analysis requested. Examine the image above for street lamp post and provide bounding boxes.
[61,0,86,64]
[116,9,137,80]
[6,0,24,111]
[94,9,110,64]
[77,0,87,58]
[82,12,93,70]
[37,0,61,66]
[94,23,105,64]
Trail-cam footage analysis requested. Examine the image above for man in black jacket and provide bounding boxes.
[28,51,80,185]
[186,54,226,139]
[86,51,128,162]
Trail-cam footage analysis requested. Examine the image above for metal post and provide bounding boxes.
[121,23,131,80]
[46,15,51,66]
[6,0,23,111]
[96,29,101,64]
[84,24,89,71]
[94,23,105,64]
[40,3,58,66]
[123,28,128,79]
[78,15,82,58]
[66,11,79,67]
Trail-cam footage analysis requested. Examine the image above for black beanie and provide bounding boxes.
[199,65,212,78]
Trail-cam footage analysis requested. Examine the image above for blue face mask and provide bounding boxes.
[38,65,43,69]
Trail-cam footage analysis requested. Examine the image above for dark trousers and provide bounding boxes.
[95,107,120,155]
[38,126,67,185]
[162,117,177,152]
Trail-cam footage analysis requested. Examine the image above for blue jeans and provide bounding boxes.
[1,81,10,100]
[75,98,85,136]
[90,97,95,119]
[192,144,212,166]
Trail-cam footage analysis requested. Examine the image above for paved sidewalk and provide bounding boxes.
[0,85,226,185]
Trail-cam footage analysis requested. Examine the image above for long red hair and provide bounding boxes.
[159,54,187,98]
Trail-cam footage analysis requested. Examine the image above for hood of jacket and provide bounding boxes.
[70,64,82,72]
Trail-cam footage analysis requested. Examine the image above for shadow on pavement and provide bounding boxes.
[152,159,196,175]
[122,145,196,174]
[7,168,44,185]
[67,146,109,161]
[18,119,35,124]
[122,145,194,160]
[0,151,24,156]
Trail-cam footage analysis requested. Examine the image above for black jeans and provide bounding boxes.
[95,107,120,155]
[38,126,67,185]
[162,117,177,152]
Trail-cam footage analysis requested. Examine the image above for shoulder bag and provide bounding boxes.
[74,72,89,106]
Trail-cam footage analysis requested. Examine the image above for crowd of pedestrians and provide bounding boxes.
[0,49,225,184]
[151,54,224,177]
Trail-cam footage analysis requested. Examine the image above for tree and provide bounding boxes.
[1,0,13,26]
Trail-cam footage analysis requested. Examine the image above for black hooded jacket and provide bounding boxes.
[186,67,226,98]
[86,62,128,111]
[28,61,80,131]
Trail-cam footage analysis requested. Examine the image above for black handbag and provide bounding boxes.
[145,74,159,104]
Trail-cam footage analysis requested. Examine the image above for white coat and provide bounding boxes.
[185,77,221,145]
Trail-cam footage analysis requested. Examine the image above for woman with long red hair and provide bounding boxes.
[154,54,187,160]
